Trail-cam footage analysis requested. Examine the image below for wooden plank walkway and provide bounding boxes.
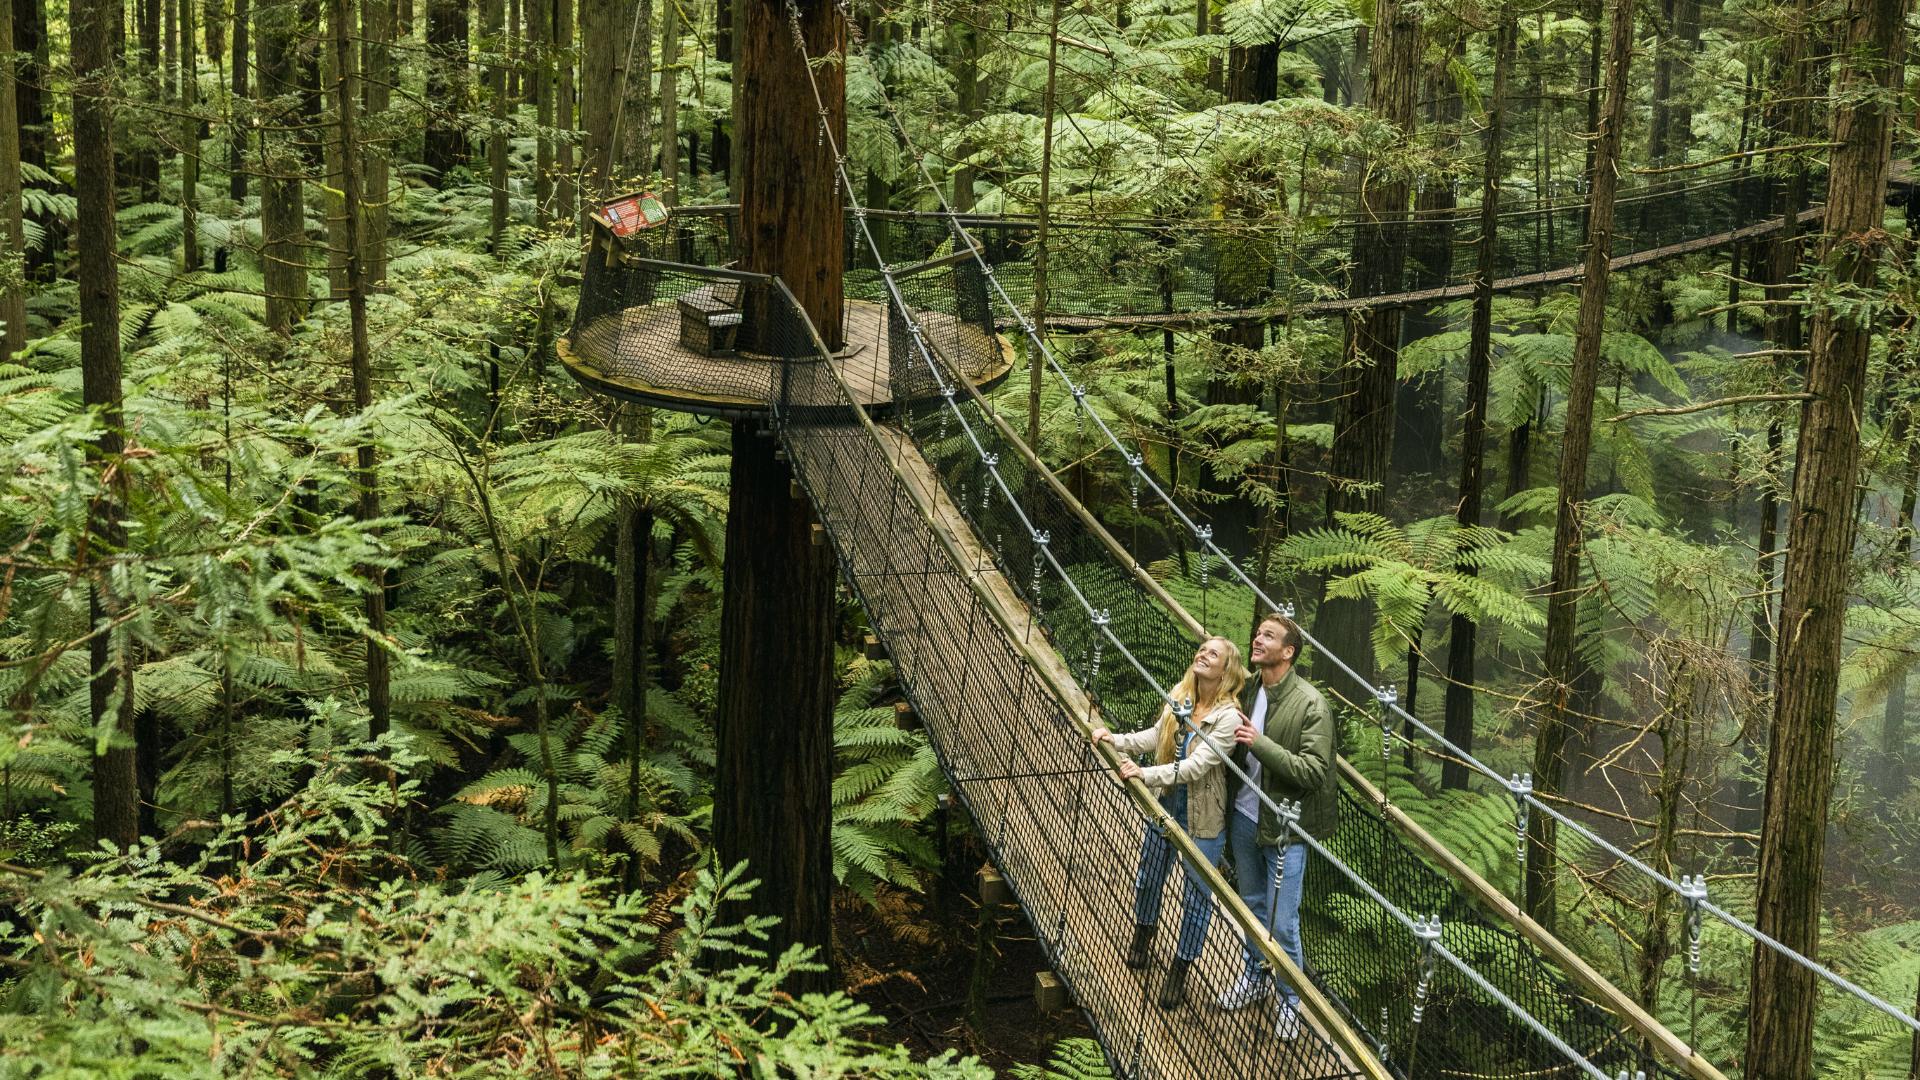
[1036,206,1827,331]
[782,388,1376,1079]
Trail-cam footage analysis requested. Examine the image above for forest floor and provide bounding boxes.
[838,884,1093,1073]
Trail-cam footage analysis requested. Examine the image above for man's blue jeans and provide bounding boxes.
[1131,790,1229,962]
[1227,810,1308,1002]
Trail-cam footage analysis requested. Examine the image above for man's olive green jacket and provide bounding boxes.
[1228,667,1339,845]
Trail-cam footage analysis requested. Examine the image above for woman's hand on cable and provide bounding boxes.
[1116,759,1142,781]
[1089,726,1112,745]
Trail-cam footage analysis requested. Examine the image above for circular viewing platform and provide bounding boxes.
[561,215,1014,420]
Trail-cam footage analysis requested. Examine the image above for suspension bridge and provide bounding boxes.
[557,15,1920,1078]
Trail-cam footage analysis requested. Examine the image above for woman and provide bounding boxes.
[1090,635,1246,1010]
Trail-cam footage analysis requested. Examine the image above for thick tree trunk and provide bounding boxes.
[714,0,843,993]
[179,0,201,269]
[362,0,391,287]
[736,0,843,344]
[74,0,139,850]
[554,0,574,222]
[0,0,25,359]
[1396,35,1463,476]
[614,0,651,185]
[327,0,391,742]
[1441,17,1512,793]
[486,0,508,251]
[1315,0,1418,706]
[1028,0,1063,450]
[226,0,248,206]
[950,5,979,211]
[659,0,682,198]
[714,429,837,991]
[1878,448,1918,802]
[1746,0,1909,1069]
[424,0,471,181]
[533,0,554,222]
[1523,0,1633,933]
[579,0,614,196]
[258,0,309,332]
[10,0,42,170]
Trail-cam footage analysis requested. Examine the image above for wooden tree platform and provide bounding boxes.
[560,297,1015,418]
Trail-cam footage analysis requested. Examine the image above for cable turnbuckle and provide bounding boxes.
[1409,915,1443,1025]
[1507,772,1533,866]
[1679,874,1708,976]
[1376,684,1397,765]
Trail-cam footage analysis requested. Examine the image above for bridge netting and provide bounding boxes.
[656,167,1782,326]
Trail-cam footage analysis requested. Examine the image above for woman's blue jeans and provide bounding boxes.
[1131,789,1228,962]
[1228,809,1308,1003]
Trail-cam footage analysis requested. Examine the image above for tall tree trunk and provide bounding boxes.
[616,0,652,185]
[74,0,140,850]
[327,0,391,742]
[179,0,201,269]
[1648,0,1699,165]
[613,407,651,892]
[658,0,681,199]
[949,5,979,211]
[1739,0,1815,834]
[1746,0,1909,1067]
[486,0,508,251]
[10,0,42,170]
[1396,34,1462,476]
[1027,0,1063,451]
[532,0,553,222]
[362,0,392,287]
[715,0,843,994]
[424,0,470,181]
[257,0,309,332]
[1315,0,1419,706]
[225,0,248,207]
[554,0,575,222]
[579,0,614,196]
[1441,15,1512,793]
[1523,0,1633,933]
[0,0,25,359]
[1878,443,1918,802]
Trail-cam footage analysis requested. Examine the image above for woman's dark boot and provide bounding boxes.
[1125,924,1155,969]
[1158,958,1192,1009]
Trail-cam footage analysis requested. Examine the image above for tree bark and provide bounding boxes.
[949,5,980,211]
[714,0,843,993]
[10,0,42,170]
[257,0,309,332]
[615,0,651,186]
[179,0,201,269]
[1441,16,1512,793]
[1745,0,1909,1068]
[714,429,837,992]
[73,0,140,850]
[1315,0,1418,706]
[579,0,614,196]
[424,0,471,181]
[1523,0,1633,933]
[1028,0,1064,450]
[0,0,26,359]
[736,0,843,344]
[659,0,682,198]
[1647,0,1698,165]
[362,0,392,288]
[327,0,391,742]
[532,0,554,222]
[554,0,575,222]
[486,0,508,252]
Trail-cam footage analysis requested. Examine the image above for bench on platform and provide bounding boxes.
[677,283,744,356]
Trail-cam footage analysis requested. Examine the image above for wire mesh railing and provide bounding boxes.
[664,168,1787,325]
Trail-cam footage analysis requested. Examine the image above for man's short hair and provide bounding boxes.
[1259,612,1303,655]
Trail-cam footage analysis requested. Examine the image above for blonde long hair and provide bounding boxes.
[1153,637,1246,765]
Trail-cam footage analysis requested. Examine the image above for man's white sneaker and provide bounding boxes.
[1275,1002,1302,1041]
[1216,972,1273,1011]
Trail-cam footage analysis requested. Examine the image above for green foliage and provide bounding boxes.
[832,660,946,901]
[0,741,988,1078]
[1011,1038,1115,1080]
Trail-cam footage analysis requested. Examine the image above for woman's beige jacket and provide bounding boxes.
[1107,700,1242,840]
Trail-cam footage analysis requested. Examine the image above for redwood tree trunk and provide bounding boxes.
[1524,0,1633,933]
[736,0,843,344]
[712,0,843,993]
[73,0,139,850]
[1316,0,1418,705]
[257,0,308,332]
[1441,16,1512,792]
[1746,0,1909,1069]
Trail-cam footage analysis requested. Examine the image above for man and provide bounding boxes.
[1218,612,1338,1039]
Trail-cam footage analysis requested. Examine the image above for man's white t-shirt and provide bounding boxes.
[1234,682,1269,822]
